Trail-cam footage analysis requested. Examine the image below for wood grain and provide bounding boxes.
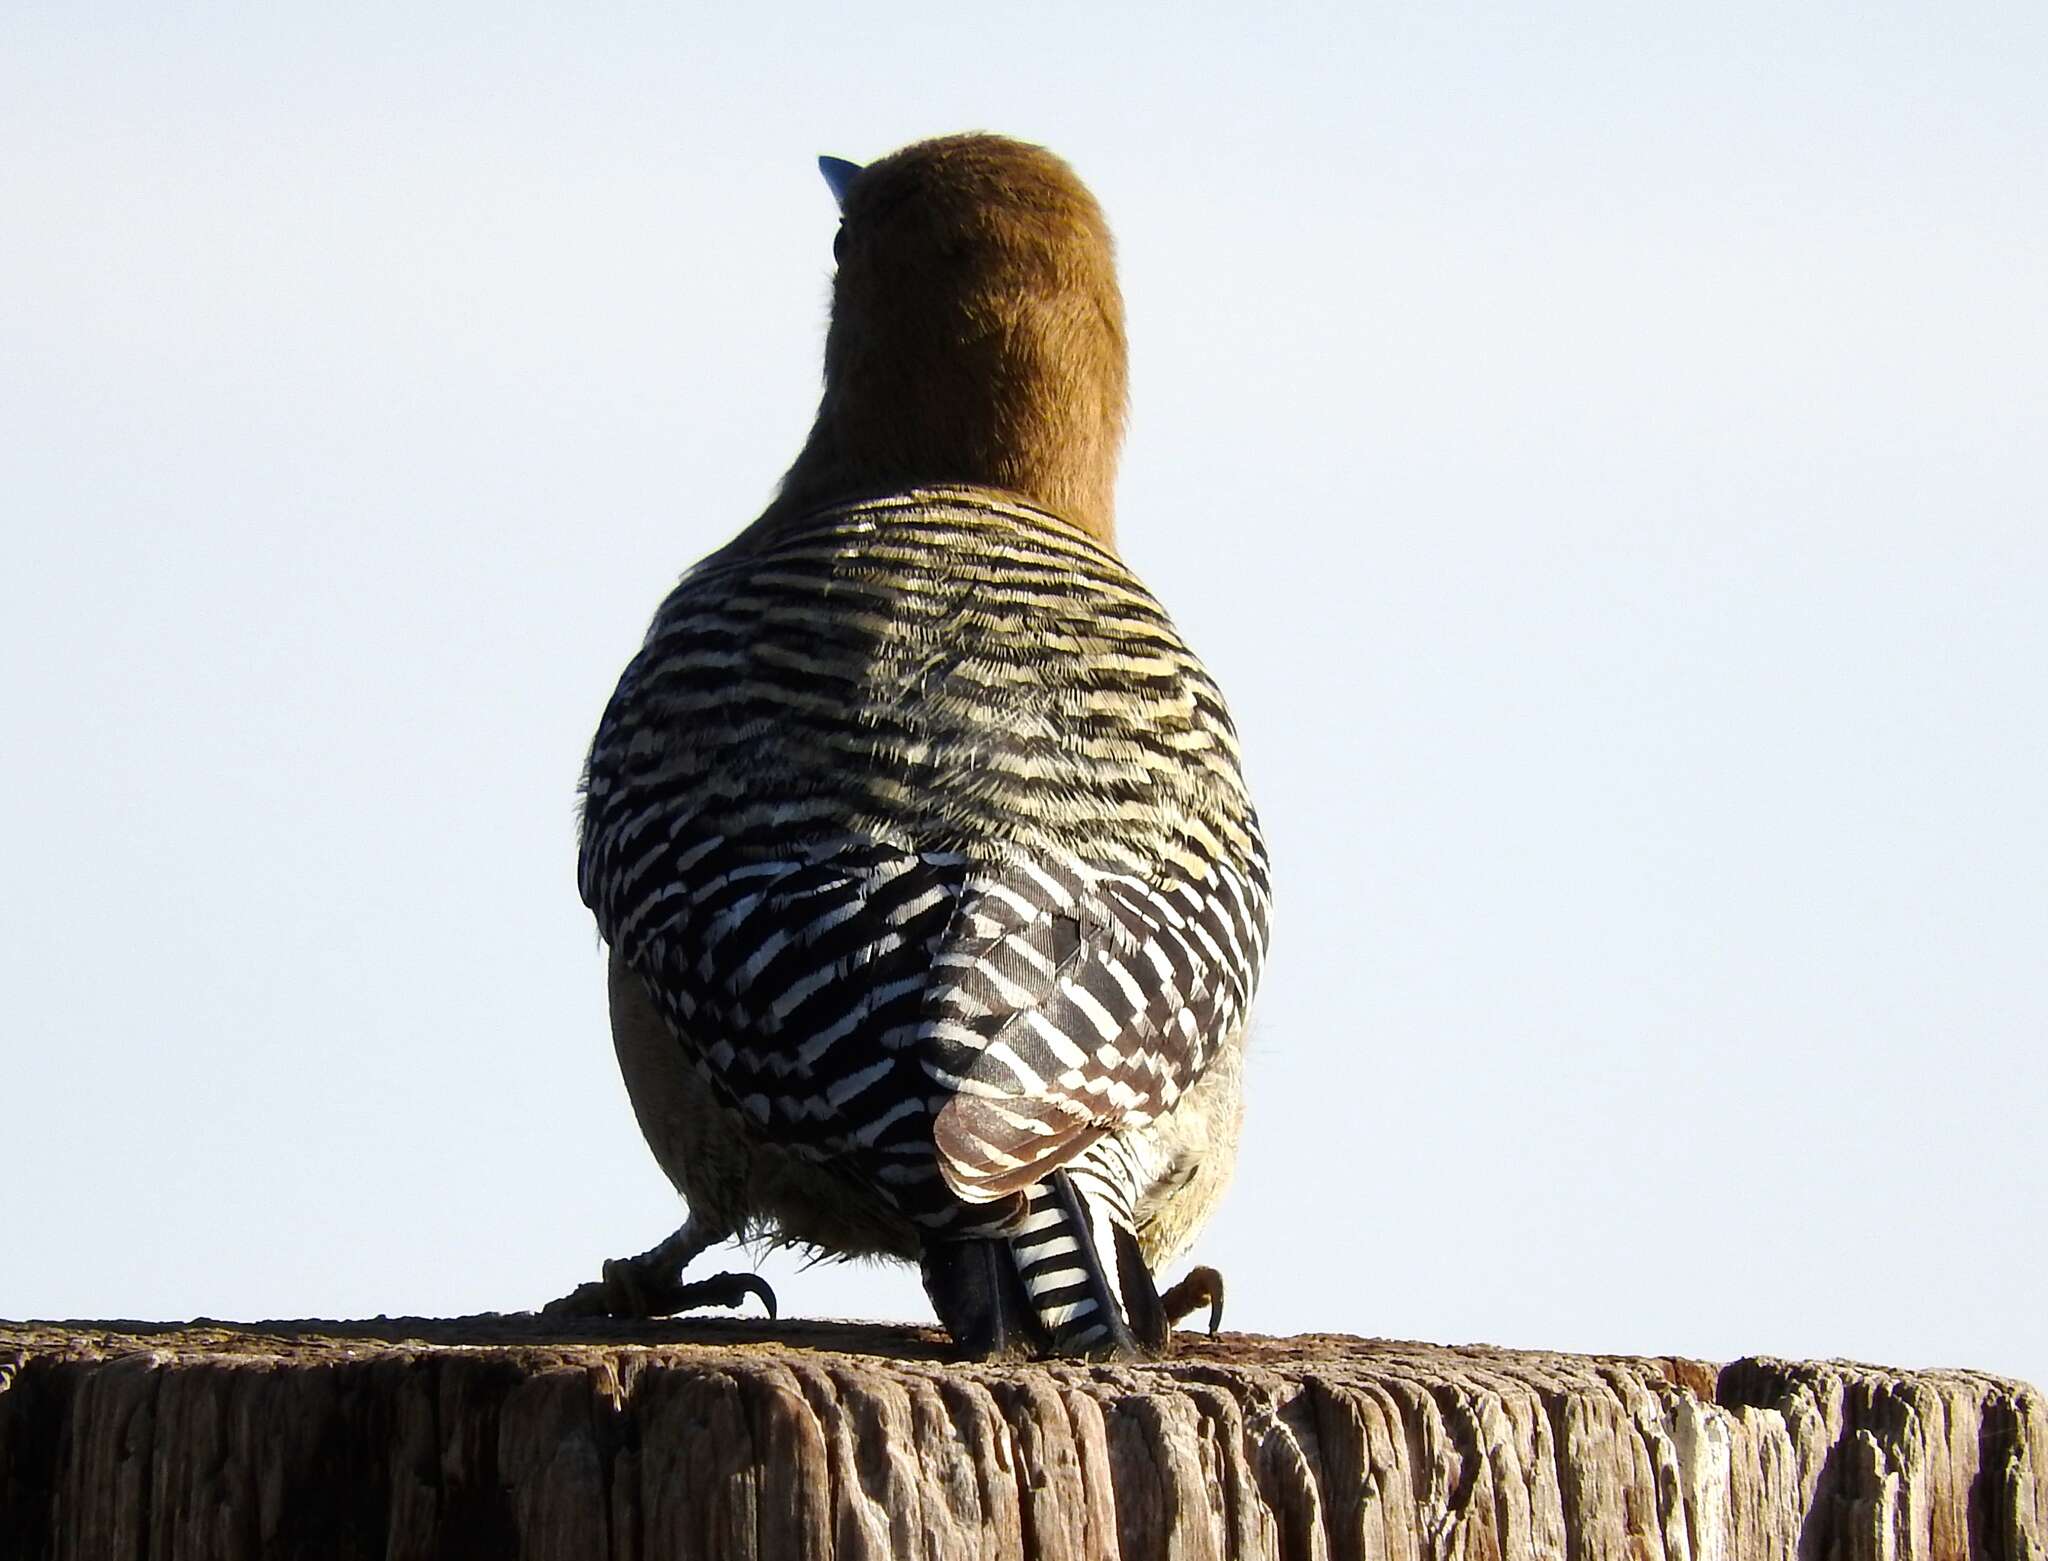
[2,1317,2040,1559]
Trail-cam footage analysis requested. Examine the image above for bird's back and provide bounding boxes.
[578,486,1269,1237]
[585,488,1254,864]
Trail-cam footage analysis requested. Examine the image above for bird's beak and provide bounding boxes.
[818,156,863,210]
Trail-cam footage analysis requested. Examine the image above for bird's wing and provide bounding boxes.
[577,819,1269,1213]
[922,847,1269,1203]
[581,832,966,1156]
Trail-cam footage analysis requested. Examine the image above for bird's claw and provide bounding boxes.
[666,1269,778,1320]
[541,1262,776,1321]
[540,1276,615,1319]
[1159,1265,1225,1336]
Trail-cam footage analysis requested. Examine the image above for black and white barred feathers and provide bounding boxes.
[578,486,1271,1353]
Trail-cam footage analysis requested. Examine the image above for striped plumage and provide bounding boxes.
[580,490,1269,1352]
[565,134,1270,1358]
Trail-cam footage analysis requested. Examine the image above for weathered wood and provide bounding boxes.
[1,1317,2040,1560]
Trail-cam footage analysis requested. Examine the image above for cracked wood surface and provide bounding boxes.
[1,1316,2040,1560]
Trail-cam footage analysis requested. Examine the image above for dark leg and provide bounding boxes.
[920,1238,1045,1360]
[541,1214,777,1320]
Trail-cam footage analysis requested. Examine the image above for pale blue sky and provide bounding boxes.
[5,4,2043,1393]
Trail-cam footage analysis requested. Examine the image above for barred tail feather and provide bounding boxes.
[1010,1171,1167,1357]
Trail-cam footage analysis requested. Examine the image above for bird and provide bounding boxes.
[548,133,1271,1359]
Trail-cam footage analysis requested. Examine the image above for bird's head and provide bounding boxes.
[778,134,1129,550]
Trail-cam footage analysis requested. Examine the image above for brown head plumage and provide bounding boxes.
[772,134,1129,549]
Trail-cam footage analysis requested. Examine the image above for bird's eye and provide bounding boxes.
[833,222,847,263]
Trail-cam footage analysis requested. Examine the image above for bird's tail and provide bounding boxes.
[921,1163,1166,1360]
[1009,1167,1167,1357]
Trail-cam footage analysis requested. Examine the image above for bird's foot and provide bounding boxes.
[541,1256,776,1321]
[921,1238,1046,1361]
[1159,1265,1225,1336]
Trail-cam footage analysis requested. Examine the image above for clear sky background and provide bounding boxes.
[5,4,2043,1394]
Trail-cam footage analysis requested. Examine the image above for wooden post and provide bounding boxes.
[2,1316,2041,1559]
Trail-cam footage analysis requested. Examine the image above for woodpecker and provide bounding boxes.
[552,134,1271,1358]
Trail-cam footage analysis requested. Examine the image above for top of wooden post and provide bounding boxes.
[2,1316,2041,1560]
